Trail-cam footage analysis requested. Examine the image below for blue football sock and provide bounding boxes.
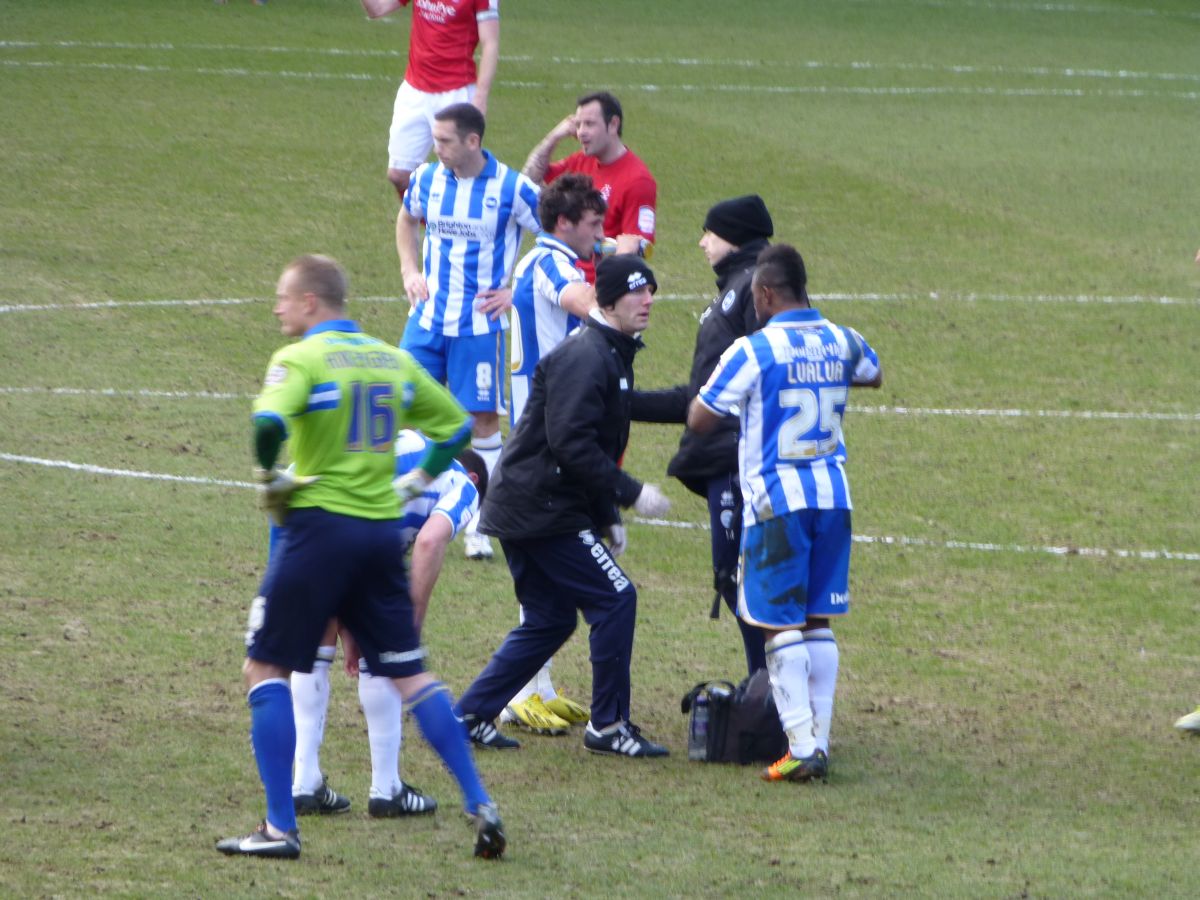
[409,681,490,813]
[248,678,298,833]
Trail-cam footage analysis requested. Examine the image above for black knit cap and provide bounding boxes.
[595,255,658,308]
[702,194,774,246]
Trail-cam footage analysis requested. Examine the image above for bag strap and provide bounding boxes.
[680,680,737,714]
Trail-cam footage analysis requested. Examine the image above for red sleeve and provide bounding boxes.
[618,176,657,241]
[545,159,568,185]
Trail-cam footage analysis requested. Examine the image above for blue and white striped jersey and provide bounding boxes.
[697,308,880,525]
[403,150,541,338]
[393,429,479,549]
[509,234,585,424]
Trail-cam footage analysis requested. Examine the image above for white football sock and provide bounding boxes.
[535,659,557,702]
[466,432,503,537]
[358,670,404,798]
[805,628,839,755]
[291,645,335,795]
[765,630,817,758]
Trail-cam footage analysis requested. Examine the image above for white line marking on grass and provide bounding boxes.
[2,453,1195,562]
[884,0,1200,22]
[0,452,254,489]
[4,41,1198,85]
[849,405,1200,423]
[0,386,251,400]
[5,386,1195,425]
[3,292,1197,315]
[3,59,1199,102]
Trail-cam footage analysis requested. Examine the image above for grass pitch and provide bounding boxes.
[2,0,1198,896]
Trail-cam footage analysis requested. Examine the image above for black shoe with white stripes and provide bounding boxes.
[293,779,351,816]
[464,715,521,750]
[368,782,438,817]
[583,720,669,757]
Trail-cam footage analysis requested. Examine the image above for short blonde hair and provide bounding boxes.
[285,254,348,309]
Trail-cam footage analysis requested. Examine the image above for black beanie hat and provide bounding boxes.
[595,255,658,307]
[702,194,774,246]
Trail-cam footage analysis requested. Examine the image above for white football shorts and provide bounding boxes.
[388,80,476,173]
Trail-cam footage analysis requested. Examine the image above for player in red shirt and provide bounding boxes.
[523,92,657,282]
[361,0,500,199]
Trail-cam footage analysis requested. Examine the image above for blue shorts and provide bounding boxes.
[737,509,852,629]
[400,317,506,414]
[246,507,425,678]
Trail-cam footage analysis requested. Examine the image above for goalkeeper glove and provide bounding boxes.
[632,483,670,518]
[254,466,320,526]
[393,469,433,505]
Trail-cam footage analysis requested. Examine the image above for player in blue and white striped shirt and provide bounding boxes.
[396,102,540,561]
[283,430,489,819]
[509,172,604,424]
[499,173,604,734]
[689,243,881,785]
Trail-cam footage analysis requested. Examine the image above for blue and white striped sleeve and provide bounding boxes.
[697,336,756,417]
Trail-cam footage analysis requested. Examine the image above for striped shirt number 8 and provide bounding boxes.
[346,382,396,453]
[777,386,847,459]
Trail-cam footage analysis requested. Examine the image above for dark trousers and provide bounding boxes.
[457,530,637,729]
[707,473,766,675]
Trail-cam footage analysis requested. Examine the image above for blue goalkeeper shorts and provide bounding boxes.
[246,507,425,678]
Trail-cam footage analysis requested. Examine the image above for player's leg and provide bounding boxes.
[340,516,502,857]
[738,512,825,782]
[387,81,435,201]
[457,538,578,746]
[707,473,765,675]
[499,605,573,735]
[539,530,668,758]
[290,623,348,815]
[803,508,853,759]
[446,331,505,561]
[218,509,347,857]
[357,665,437,817]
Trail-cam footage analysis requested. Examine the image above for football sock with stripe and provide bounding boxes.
[248,678,298,834]
[408,681,490,813]
[359,670,404,798]
[290,645,334,795]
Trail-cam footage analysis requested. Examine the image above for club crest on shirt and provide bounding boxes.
[720,290,737,313]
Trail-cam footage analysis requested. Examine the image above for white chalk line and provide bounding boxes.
[0,452,253,490]
[3,292,1198,315]
[3,385,1196,425]
[2,451,1195,563]
[876,0,1200,21]
[3,59,1198,102]
[2,41,1197,85]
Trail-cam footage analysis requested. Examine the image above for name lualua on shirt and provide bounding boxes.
[786,360,844,385]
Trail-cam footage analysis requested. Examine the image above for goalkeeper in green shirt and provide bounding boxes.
[217,254,505,861]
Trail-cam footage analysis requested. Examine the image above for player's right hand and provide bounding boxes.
[403,271,429,305]
[254,466,320,526]
[632,483,670,518]
[393,469,433,505]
